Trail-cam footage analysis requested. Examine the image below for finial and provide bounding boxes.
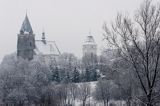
[89,29,92,36]
[42,27,45,33]
[26,9,28,16]
[42,27,45,36]
[42,28,46,44]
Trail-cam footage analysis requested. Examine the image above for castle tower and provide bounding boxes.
[82,35,97,68]
[17,14,35,60]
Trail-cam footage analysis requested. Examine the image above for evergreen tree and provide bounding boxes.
[63,71,71,83]
[52,67,60,82]
[91,69,98,81]
[80,71,86,82]
[72,67,80,83]
[85,68,91,82]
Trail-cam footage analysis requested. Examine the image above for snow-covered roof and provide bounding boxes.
[83,36,96,45]
[35,40,60,56]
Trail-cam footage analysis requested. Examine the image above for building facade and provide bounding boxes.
[17,14,60,60]
[17,14,35,60]
[82,35,97,69]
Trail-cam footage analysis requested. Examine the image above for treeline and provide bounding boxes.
[0,53,131,106]
[0,51,147,106]
[0,54,102,106]
[50,66,100,83]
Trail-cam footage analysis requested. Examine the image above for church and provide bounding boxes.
[17,14,60,60]
[17,14,97,66]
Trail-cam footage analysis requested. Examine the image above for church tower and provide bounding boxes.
[82,35,97,68]
[17,14,35,60]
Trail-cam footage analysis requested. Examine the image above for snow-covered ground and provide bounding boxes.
[74,81,126,106]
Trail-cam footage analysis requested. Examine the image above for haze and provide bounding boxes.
[0,0,154,61]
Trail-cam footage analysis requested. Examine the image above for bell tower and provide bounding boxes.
[82,35,97,68]
[17,14,35,60]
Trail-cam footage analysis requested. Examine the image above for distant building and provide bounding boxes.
[82,35,97,69]
[17,14,60,60]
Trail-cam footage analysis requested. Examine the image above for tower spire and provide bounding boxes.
[26,9,27,16]
[89,29,92,36]
[42,28,46,44]
[17,13,35,60]
[20,14,33,34]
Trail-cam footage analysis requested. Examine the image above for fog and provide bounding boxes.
[0,0,148,61]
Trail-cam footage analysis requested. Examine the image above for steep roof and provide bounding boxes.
[35,40,60,56]
[20,14,33,34]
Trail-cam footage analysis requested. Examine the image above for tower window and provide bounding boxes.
[30,42,32,46]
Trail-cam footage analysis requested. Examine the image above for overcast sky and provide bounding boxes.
[0,0,157,61]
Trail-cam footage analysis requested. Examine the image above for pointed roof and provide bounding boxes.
[42,29,45,40]
[83,35,97,45]
[42,32,45,40]
[41,31,46,44]
[20,14,33,34]
[85,36,95,43]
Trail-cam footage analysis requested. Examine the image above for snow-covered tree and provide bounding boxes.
[94,80,111,106]
[78,83,91,106]
[72,67,80,83]
[68,83,78,105]
[85,68,91,82]
[0,54,53,105]
[51,67,60,82]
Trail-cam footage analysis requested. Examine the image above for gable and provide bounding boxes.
[35,40,60,56]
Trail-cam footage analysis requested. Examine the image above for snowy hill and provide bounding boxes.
[74,81,126,106]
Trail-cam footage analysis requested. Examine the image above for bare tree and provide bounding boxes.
[56,84,68,105]
[103,0,160,106]
[68,83,78,105]
[110,58,140,106]
[94,80,111,106]
[78,83,91,106]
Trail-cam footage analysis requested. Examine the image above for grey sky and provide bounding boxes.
[0,0,156,61]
